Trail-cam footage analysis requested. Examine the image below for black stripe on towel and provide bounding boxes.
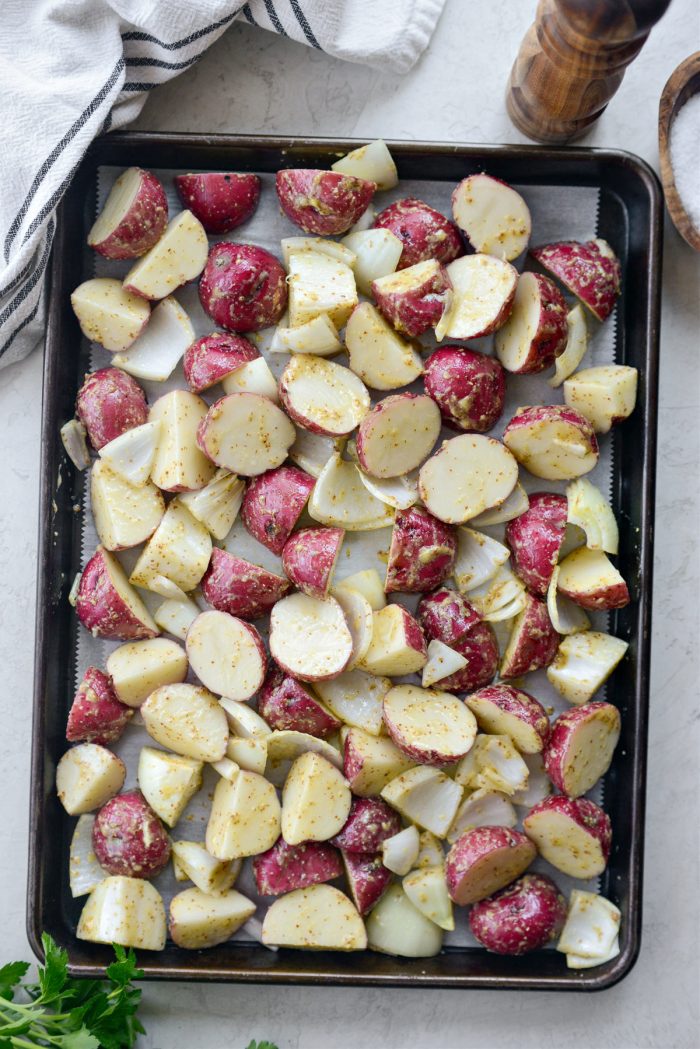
[0,301,41,360]
[22,161,81,246]
[262,0,288,36]
[241,4,258,25]
[0,219,54,338]
[125,53,204,71]
[288,0,321,48]
[122,10,241,50]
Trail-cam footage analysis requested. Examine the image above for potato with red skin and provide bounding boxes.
[276,169,375,236]
[92,791,171,879]
[183,333,259,394]
[465,684,550,754]
[199,242,287,333]
[503,405,599,481]
[88,167,168,260]
[342,850,392,916]
[258,665,341,739]
[523,795,612,878]
[494,272,568,375]
[201,547,290,621]
[356,393,441,480]
[424,347,506,433]
[383,685,478,766]
[500,593,560,680]
[556,547,630,610]
[505,492,568,596]
[175,172,261,234]
[530,239,621,322]
[331,797,402,854]
[241,465,315,555]
[66,667,133,745]
[445,826,537,906]
[469,873,567,955]
[373,198,463,270]
[76,368,148,451]
[419,613,498,694]
[343,729,416,798]
[76,546,158,641]
[372,259,453,338]
[253,838,342,896]
[544,701,621,798]
[385,507,456,594]
[417,587,482,646]
[282,526,344,598]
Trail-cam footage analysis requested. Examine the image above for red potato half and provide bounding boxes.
[199,242,288,333]
[186,610,266,701]
[373,197,464,270]
[241,465,315,555]
[183,333,259,394]
[88,167,168,260]
[197,393,296,476]
[66,667,133,745]
[500,593,560,680]
[259,666,340,739]
[494,272,568,374]
[279,355,370,438]
[445,826,537,906]
[424,347,506,434]
[503,405,599,481]
[544,701,621,798]
[76,546,158,641]
[466,684,550,755]
[342,851,392,916]
[71,279,150,353]
[201,547,290,620]
[383,684,478,766]
[417,587,482,647]
[385,508,457,594]
[469,873,567,955]
[372,259,453,338]
[175,172,260,233]
[418,434,519,524]
[76,368,148,451]
[452,174,531,262]
[332,797,402,854]
[282,526,344,598]
[356,394,441,480]
[524,795,612,879]
[506,492,568,596]
[530,239,621,322]
[343,729,415,798]
[276,169,375,236]
[270,593,353,682]
[433,620,499,693]
[556,546,630,611]
[358,604,428,677]
[253,838,343,896]
[92,792,171,879]
[123,210,208,301]
[437,255,517,341]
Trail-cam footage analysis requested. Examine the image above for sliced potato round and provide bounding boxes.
[279,355,370,438]
[281,750,351,845]
[269,593,353,681]
[262,885,367,951]
[383,684,477,765]
[356,394,441,479]
[186,610,266,701]
[198,393,296,476]
[141,682,229,762]
[419,435,518,524]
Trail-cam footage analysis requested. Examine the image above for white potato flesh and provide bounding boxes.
[419,435,518,524]
[358,395,441,479]
[107,637,187,708]
[343,728,415,796]
[199,392,295,476]
[452,526,511,592]
[211,757,241,781]
[148,390,215,492]
[288,428,337,478]
[564,365,638,434]
[414,830,444,870]
[557,891,621,958]
[169,887,256,949]
[446,788,516,843]
[141,683,228,761]
[403,865,454,931]
[345,302,423,391]
[381,826,420,875]
[69,815,106,898]
[525,806,608,879]
[91,459,164,551]
[505,411,599,480]
[357,469,420,511]
[262,884,367,951]
[422,639,469,688]
[186,610,266,701]
[366,883,443,957]
[77,876,166,951]
[269,593,353,681]
[567,477,619,554]
[281,237,356,268]
[112,296,194,381]
[547,630,628,705]
[452,175,531,261]
[332,139,398,190]
[137,745,203,826]
[280,355,370,437]
[342,228,403,295]
[511,753,551,807]
[469,482,529,527]
[221,357,279,402]
[61,419,91,471]
[70,278,149,352]
[287,251,358,329]
[99,420,161,487]
[436,254,517,341]
[171,840,241,895]
[358,605,428,677]
[557,546,627,604]
[549,304,589,388]
[335,568,386,610]
[494,271,550,371]
[269,314,341,357]
[87,166,157,249]
[313,668,389,736]
[465,564,526,621]
[265,729,342,787]
[383,684,477,763]
[226,735,268,775]
[308,454,394,530]
[123,210,208,299]
[219,698,272,738]
[381,766,463,838]
[455,735,529,795]
[130,499,212,594]
[329,588,374,669]
[206,771,281,860]
[547,565,591,635]
[179,468,245,541]
[56,744,125,815]
[154,596,200,641]
[281,751,351,845]
[567,938,620,969]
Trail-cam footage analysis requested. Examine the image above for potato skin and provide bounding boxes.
[241,466,316,555]
[66,667,133,745]
[276,169,375,235]
[385,507,457,594]
[523,795,612,870]
[92,791,171,878]
[419,614,498,693]
[331,797,402,854]
[201,547,290,621]
[466,683,550,753]
[199,242,287,333]
[372,261,452,338]
[500,594,560,680]
[258,665,341,739]
[424,347,506,433]
[175,172,260,234]
[469,873,567,955]
[342,850,392,915]
[416,587,482,646]
[503,405,599,462]
[445,826,536,905]
[373,198,463,270]
[543,701,621,797]
[183,333,259,393]
[76,547,158,641]
[530,239,621,322]
[76,367,148,450]
[505,492,567,596]
[282,526,344,598]
[253,837,343,896]
[89,168,168,260]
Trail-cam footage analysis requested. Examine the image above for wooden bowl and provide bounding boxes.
[659,52,700,251]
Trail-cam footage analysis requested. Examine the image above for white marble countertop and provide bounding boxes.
[1,2,698,1046]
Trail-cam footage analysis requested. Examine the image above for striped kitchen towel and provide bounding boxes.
[0,0,446,368]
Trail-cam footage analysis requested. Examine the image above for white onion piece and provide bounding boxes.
[381,826,420,875]
[557,891,621,958]
[547,565,591,635]
[69,815,106,898]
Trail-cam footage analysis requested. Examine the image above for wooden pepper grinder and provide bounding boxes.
[507,0,673,143]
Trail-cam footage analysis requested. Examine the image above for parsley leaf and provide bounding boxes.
[246,1042,280,1049]
[0,960,29,1001]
